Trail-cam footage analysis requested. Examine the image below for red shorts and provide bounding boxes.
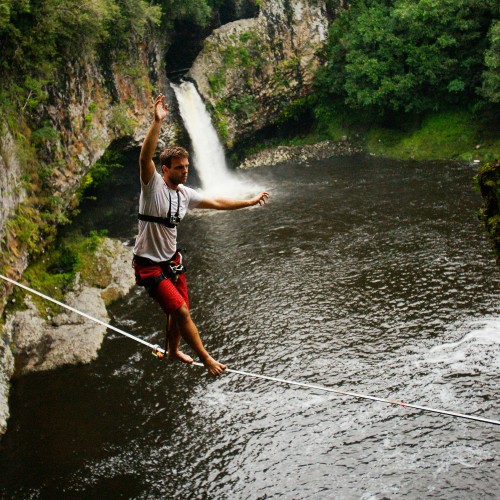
[133,253,189,315]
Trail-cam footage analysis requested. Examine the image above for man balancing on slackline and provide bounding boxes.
[133,94,269,376]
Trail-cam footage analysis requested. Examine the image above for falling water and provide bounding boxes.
[171,80,249,196]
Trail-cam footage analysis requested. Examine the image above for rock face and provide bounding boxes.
[0,38,170,435]
[3,238,135,376]
[189,0,331,148]
[0,39,176,301]
[0,335,14,435]
[238,139,363,169]
[0,129,26,238]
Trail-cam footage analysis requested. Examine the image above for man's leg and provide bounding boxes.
[171,304,227,376]
[147,272,226,376]
[166,315,193,364]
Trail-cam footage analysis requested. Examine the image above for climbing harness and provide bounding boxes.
[133,252,186,295]
[1,273,499,427]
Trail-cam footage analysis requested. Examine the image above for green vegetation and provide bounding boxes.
[78,149,125,197]
[4,201,69,258]
[109,103,135,136]
[480,20,500,103]
[9,230,109,316]
[159,0,225,29]
[206,31,265,145]
[259,0,499,162]
[207,30,265,98]
[0,145,124,284]
[475,160,500,265]
[206,28,310,145]
[0,0,227,145]
[366,110,500,161]
[0,1,160,113]
[297,0,498,160]
[251,103,499,162]
[315,0,498,117]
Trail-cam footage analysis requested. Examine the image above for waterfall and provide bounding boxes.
[171,81,248,196]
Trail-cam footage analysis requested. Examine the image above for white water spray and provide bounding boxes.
[172,80,252,197]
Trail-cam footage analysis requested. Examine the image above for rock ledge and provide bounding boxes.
[0,238,135,435]
[238,139,363,169]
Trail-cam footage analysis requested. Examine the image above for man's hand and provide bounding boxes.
[154,94,169,123]
[140,94,168,184]
[250,192,270,206]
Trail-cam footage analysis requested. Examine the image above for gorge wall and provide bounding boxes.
[0,46,161,292]
[189,0,333,149]
[0,35,175,435]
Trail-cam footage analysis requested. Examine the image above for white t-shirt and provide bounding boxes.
[133,171,203,262]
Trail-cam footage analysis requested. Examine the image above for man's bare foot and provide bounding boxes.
[168,350,194,364]
[202,356,227,376]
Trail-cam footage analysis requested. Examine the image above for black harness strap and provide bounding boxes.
[137,213,176,228]
[142,272,169,293]
[138,189,181,229]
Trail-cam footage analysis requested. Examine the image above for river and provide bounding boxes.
[0,153,499,498]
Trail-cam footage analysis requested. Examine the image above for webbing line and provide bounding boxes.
[1,273,499,426]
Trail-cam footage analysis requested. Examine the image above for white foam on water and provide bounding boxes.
[428,318,500,365]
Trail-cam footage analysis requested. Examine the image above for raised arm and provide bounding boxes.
[139,94,169,184]
[196,192,269,210]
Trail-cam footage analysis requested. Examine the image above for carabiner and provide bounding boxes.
[152,345,165,359]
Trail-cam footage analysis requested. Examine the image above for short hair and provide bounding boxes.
[159,145,189,167]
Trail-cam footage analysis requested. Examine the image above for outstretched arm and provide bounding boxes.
[196,192,269,210]
[139,94,169,184]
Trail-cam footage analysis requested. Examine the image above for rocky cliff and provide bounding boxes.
[0,36,173,436]
[189,0,332,148]
[0,42,170,296]
[4,238,135,376]
[0,238,135,434]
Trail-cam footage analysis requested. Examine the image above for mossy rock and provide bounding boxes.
[476,159,500,267]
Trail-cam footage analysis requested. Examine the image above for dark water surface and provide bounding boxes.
[1,155,499,499]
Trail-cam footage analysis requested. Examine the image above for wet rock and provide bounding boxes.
[5,289,108,374]
[0,337,14,435]
[238,140,363,169]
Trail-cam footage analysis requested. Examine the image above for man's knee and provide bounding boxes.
[171,303,190,322]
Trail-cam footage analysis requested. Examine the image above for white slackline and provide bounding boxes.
[1,274,499,426]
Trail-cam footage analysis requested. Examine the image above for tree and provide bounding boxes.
[481,20,500,103]
[315,0,499,118]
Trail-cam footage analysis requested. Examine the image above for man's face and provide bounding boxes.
[164,156,189,185]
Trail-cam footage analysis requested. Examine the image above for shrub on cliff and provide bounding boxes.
[476,159,500,267]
